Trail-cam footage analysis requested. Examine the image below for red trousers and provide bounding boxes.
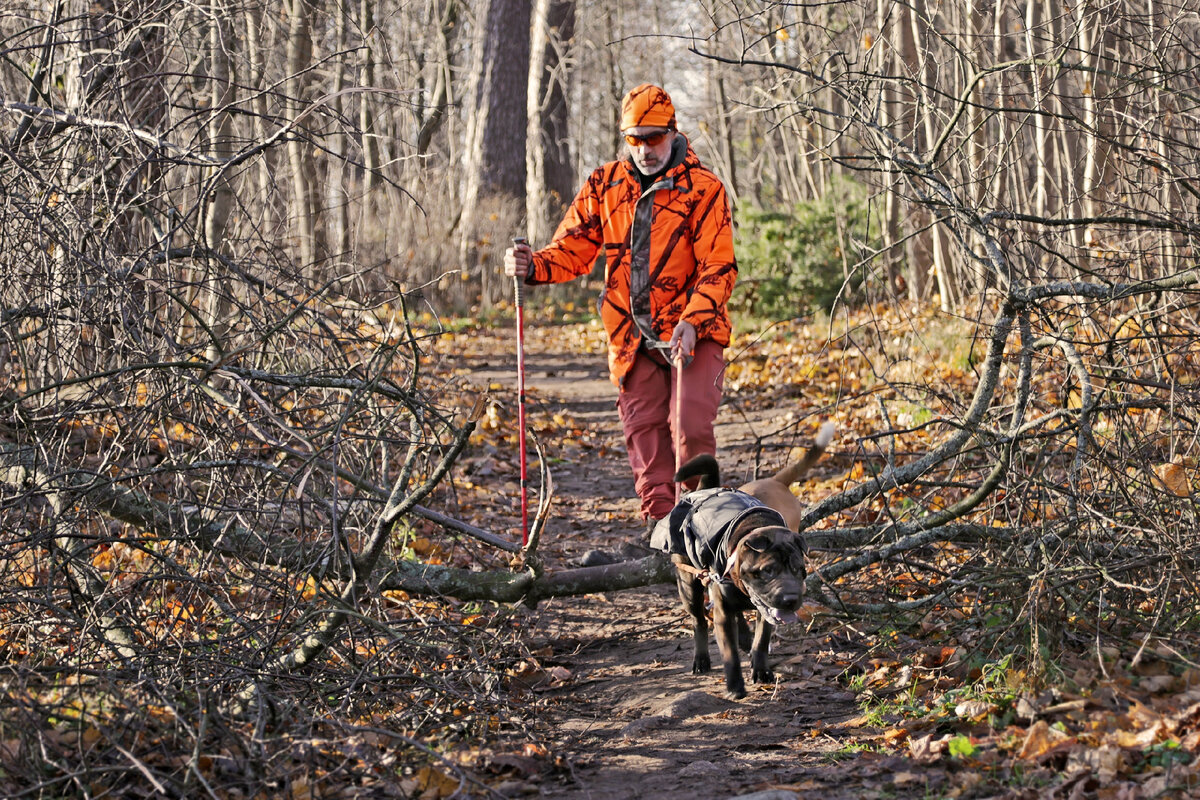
[616,340,725,521]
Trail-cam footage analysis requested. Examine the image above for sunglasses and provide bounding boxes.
[624,130,672,147]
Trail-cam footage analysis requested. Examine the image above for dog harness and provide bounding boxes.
[650,488,788,582]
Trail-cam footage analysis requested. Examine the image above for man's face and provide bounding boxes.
[624,127,676,175]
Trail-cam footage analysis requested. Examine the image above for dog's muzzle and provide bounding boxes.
[746,588,801,626]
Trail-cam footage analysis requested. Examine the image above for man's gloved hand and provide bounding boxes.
[669,320,696,368]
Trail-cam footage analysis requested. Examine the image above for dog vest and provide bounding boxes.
[650,488,787,579]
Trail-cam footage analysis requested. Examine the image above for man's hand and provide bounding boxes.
[669,320,696,368]
[504,241,532,279]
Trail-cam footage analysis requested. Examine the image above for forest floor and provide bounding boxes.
[434,315,1200,800]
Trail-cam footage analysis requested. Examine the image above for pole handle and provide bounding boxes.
[512,237,528,307]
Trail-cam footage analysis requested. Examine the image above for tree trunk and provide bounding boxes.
[712,70,738,205]
[1024,0,1049,220]
[199,0,236,366]
[242,0,278,239]
[875,0,902,296]
[416,0,458,156]
[327,0,350,259]
[525,0,576,244]
[1076,4,1100,226]
[286,0,319,272]
[461,0,532,306]
[897,0,932,303]
[910,0,955,309]
[358,0,379,196]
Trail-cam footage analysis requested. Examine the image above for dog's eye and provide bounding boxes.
[759,563,778,578]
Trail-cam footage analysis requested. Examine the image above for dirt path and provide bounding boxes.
[461,330,933,800]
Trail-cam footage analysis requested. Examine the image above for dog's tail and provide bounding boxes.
[674,453,721,490]
[772,421,836,487]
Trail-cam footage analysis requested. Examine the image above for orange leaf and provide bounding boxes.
[1155,462,1191,497]
[1017,720,1074,761]
[411,766,459,799]
[523,743,550,758]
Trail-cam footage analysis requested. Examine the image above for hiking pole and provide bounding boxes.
[673,346,686,504]
[512,236,530,547]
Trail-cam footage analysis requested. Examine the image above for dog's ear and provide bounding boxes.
[785,538,807,572]
[794,532,808,557]
[743,531,774,553]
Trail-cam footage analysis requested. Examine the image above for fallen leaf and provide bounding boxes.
[1067,745,1124,782]
[290,777,312,800]
[411,765,459,799]
[1110,722,1165,749]
[910,733,948,764]
[955,699,994,720]
[1018,720,1075,761]
[1155,462,1190,496]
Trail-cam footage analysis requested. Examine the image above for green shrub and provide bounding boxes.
[733,178,880,320]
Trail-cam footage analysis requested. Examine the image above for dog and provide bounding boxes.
[650,422,834,699]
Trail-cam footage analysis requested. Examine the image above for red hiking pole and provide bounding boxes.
[512,237,530,547]
[674,358,684,504]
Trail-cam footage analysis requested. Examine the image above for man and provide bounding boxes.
[504,83,737,532]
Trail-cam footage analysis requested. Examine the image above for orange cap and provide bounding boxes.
[620,84,676,131]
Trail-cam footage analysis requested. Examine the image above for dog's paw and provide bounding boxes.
[724,684,747,701]
[691,653,711,674]
[751,666,776,685]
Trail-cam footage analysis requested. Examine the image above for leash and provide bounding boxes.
[512,236,530,547]
[673,560,713,583]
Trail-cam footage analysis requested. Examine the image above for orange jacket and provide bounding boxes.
[527,137,737,387]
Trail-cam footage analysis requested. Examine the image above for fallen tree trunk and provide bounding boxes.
[379,552,676,603]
